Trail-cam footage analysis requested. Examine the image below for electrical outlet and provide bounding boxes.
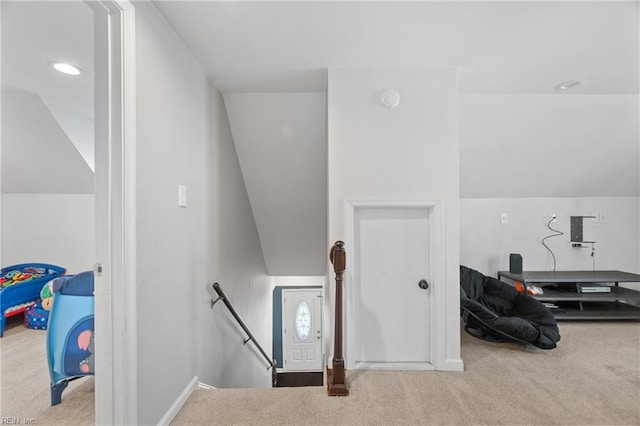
[591,212,599,223]
[500,213,508,224]
[549,213,557,223]
[599,212,607,223]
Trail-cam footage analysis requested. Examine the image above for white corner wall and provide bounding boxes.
[197,83,274,390]
[134,3,271,424]
[1,93,95,194]
[224,92,328,276]
[1,194,95,274]
[460,93,640,285]
[327,68,461,371]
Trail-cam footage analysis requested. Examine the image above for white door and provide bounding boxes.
[282,289,323,371]
[352,207,431,370]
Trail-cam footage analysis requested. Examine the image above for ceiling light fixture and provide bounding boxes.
[51,61,82,76]
[555,79,584,91]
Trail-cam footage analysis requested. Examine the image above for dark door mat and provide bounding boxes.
[274,371,323,387]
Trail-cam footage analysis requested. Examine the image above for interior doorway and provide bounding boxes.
[352,206,432,370]
[91,0,137,424]
[0,0,96,420]
[343,200,448,372]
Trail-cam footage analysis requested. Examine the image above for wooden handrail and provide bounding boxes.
[211,283,277,377]
[327,240,349,396]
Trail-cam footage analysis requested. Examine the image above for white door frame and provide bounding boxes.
[282,288,323,372]
[343,200,446,371]
[91,1,137,424]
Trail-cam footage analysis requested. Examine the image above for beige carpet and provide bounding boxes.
[173,321,640,425]
[0,315,94,425]
[2,313,639,425]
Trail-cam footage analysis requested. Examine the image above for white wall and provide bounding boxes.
[461,197,639,276]
[134,3,271,424]
[1,194,95,274]
[198,84,274,390]
[460,94,639,198]
[273,276,325,287]
[327,68,461,370]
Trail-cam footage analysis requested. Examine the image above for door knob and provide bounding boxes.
[418,279,429,290]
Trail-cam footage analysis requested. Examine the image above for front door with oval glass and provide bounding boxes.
[282,289,323,371]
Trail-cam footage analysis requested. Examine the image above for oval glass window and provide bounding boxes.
[294,300,312,342]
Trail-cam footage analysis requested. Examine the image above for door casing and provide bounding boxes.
[344,200,446,371]
[91,0,137,424]
[282,288,323,372]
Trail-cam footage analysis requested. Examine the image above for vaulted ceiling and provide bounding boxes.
[152,0,638,274]
[2,1,638,275]
[1,0,94,194]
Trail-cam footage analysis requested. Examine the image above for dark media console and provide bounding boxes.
[497,270,640,320]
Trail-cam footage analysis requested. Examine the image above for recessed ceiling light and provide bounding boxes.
[51,62,82,76]
[555,79,584,91]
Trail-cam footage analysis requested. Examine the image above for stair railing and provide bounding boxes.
[327,240,349,396]
[210,282,277,385]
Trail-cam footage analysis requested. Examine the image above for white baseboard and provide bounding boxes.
[197,381,216,390]
[157,375,199,426]
[441,358,465,372]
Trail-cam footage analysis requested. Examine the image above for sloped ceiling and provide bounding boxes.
[1,93,94,193]
[153,0,639,275]
[224,93,327,276]
[1,0,95,175]
[459,94,639,198]
[3,1,637,275]
[1,1,93,117]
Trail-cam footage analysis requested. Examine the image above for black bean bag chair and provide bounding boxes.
[460,265,560,349]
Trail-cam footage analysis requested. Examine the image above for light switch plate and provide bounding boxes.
[178,185,187,208]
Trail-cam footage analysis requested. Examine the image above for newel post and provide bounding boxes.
[327,240,349,396]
